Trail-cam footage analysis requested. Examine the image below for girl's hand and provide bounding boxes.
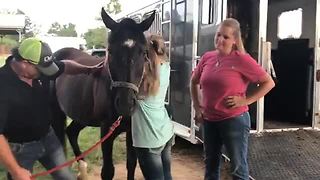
[225,96,248,109]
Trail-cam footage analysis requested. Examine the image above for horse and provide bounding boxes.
[51,8,155,180]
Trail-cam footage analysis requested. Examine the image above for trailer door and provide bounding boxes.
[255,0,269,132]
[313,0,320,128]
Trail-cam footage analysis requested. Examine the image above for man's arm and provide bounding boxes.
[0,86,31,179]
[61,60,103,75]
[0,135,31,180]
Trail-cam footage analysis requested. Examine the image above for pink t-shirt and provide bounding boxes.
[193,50,267,121]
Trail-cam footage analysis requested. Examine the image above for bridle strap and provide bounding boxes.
[111,81,139,92]
[105,58,140,93]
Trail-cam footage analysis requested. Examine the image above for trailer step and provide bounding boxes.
[248,130,320,179]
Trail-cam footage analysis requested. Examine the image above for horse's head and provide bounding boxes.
[101,8,155,116]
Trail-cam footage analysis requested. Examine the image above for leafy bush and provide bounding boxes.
[0,37,18,48]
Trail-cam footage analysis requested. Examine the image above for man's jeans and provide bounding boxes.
[203,112,250,180]
[7,127,75,180]
[135,136,174,180]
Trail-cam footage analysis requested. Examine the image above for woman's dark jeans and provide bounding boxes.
[203,112,251,180]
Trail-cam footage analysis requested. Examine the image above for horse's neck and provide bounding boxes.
[91,65,112,119]
[100,60,110,80]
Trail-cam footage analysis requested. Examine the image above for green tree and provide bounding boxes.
[0,36,18,48]
[86,0,121,48]
[95,0,122,21]
[83,27,107,49]
[47,22,61,35]
[106,0,122,14]
[23,16,40,38]
[48,22,77,37]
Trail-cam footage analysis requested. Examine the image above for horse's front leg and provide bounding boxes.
[101,124,121,180]
[126,129,137,180]
[66,121,86,158]
[66,121,88,179]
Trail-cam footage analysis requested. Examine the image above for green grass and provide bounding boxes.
[0,124,126,179]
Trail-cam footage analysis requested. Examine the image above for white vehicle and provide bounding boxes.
[37,35,86,52]
[88,48,106,58]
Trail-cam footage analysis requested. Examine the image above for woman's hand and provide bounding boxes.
[317,70,320,82]
[224,96,248,108]
[194,108,204,124]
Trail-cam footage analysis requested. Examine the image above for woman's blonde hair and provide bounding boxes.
[140,34,168,96]
[219,18,246,53]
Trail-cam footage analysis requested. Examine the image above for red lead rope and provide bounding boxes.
[31,116,123,179]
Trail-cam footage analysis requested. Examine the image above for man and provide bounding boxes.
[0,38,99,180]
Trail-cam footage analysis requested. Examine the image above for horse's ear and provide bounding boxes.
[139,10,155,31]
[101,7,117,30]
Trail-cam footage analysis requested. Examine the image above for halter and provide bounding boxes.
[103,56,141,93]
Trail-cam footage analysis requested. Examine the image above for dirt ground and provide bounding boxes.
[86,138,231,180]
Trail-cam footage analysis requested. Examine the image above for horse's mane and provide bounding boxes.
[140,34,168,96]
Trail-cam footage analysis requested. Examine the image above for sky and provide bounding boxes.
[1,0,157,35]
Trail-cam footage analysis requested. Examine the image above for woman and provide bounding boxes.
[190,18,275,180]
[132,34,174,180]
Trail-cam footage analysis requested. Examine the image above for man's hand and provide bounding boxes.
[87,62,104,74]
[11,167,31,180]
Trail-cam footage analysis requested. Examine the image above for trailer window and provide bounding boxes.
[162,23,170,41]
[175,2,185,23]
[201,0,222,25]
[201,0,211,24]
[278,8,302,39]
[163,2,171,22]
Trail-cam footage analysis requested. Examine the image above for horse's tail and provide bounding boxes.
[49,80,67,148]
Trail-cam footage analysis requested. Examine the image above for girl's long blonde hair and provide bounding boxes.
[219,18,246,53]
[140,34,168,96]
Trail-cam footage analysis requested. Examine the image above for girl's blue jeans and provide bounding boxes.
[135,136,174,180]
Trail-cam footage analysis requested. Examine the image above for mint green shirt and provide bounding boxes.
[132,62,174,148]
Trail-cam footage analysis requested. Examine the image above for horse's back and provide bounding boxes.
[54,48,108,126]
[54,47,104,65]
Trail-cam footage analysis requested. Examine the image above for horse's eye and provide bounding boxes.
[108,48,112,55]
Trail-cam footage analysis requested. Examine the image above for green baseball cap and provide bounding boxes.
[18,38,59,76]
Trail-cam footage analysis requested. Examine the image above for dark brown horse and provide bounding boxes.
[51,8,155,180]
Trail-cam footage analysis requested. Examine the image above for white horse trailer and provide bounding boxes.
[120,0,320,179]
[120,0,320,143]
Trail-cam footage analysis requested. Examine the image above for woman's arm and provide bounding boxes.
[190,74,203,123]
[225,73,275,108]
[246,73,275,105]
[190,76,201,111]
